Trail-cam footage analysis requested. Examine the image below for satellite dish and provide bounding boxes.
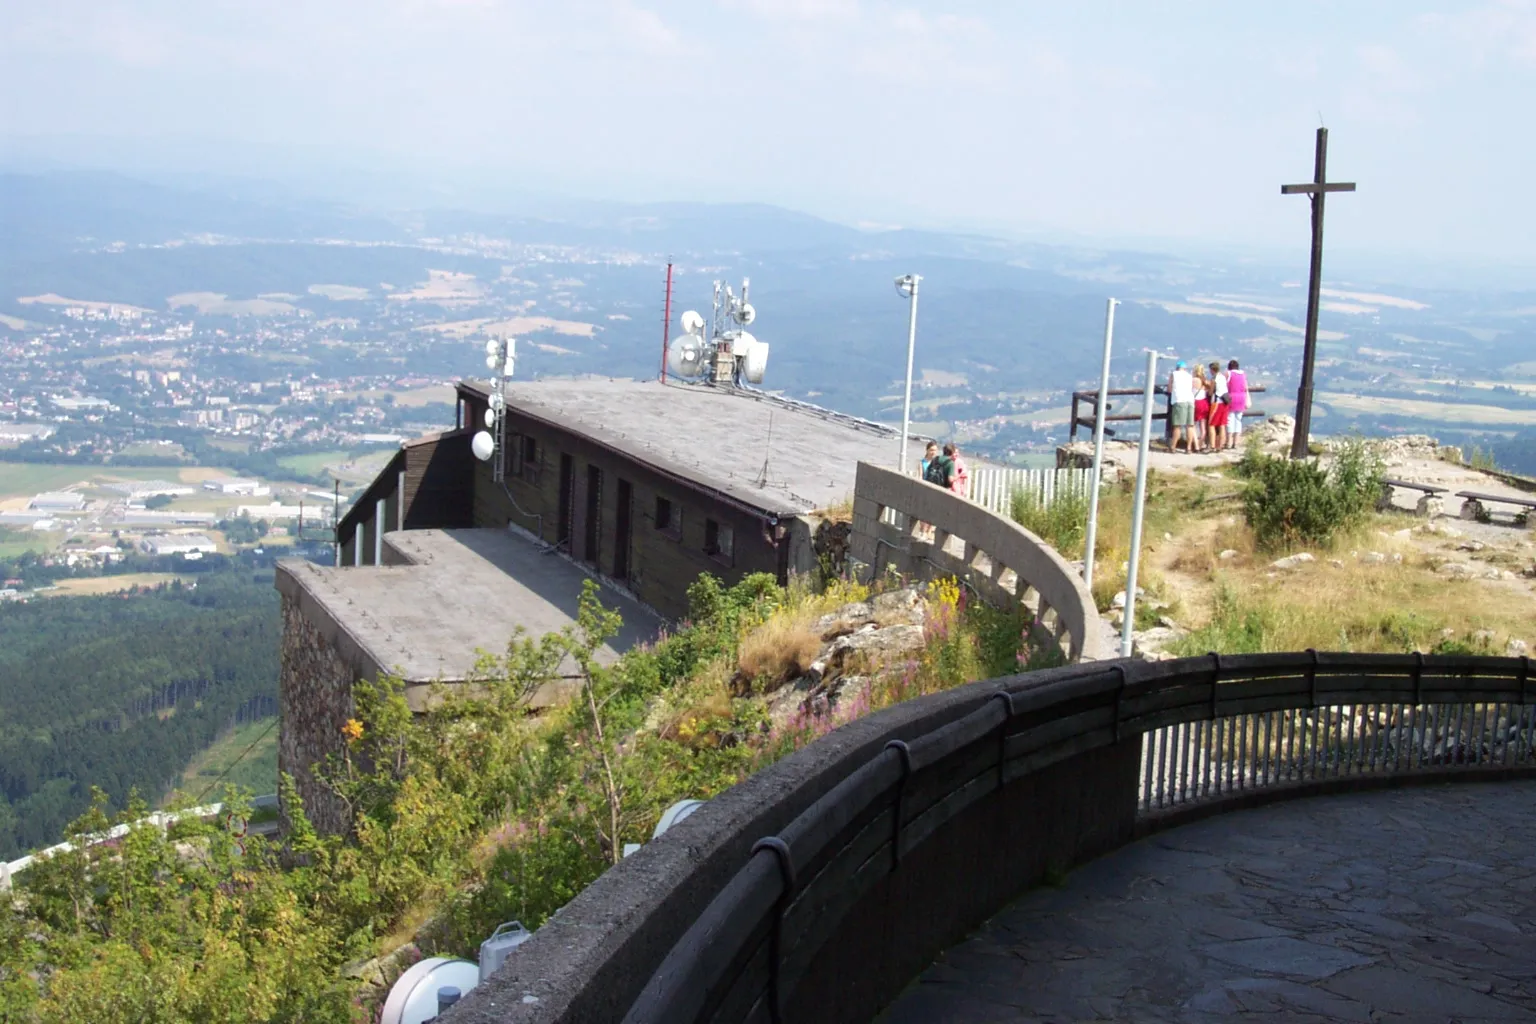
[485,353,500,369]
[471,431,495,461]
[484,338,500,356]
[680,310,705,334]
[488,392,504,411]
[653,799,705,839]
[737,303,755,326]
[379,957,480,1024]
[744,341,769,384]
[483,408,496,429]
[667,338,705,378]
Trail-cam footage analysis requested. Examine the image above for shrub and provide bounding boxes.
[1010,487,1090,559]
[735,612,824,693]
[1241,439,1382,550]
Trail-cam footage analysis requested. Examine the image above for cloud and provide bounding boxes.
[727,0,859,21]
[611,1,683,55]
[1419,0,1536,67]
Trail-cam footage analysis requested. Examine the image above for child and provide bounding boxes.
[1191,365,1210,453]
[944,442,969,499]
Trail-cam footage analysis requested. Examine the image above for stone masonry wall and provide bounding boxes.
[278,592,356,836]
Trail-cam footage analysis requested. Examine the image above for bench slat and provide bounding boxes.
[1455,490,1536,508]
[1382,479,1448,494]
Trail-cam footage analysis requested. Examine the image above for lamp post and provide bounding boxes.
[895,274,921,475]
[1083,297,1118,591]
[1121,348,1159,659]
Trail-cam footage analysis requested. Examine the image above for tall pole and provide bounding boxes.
[897,274,921,474]
[1281,127,1353,459]
[1121,348,1158,659]
[1083,297,1118,590]
[660,261,674,382]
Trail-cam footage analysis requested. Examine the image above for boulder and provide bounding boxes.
[1437,562,1477,578]
[1361,551,1386,564]
[1270,552,1315,570]
[1416,494,1445,518]
[1218,549,1238,560]
[1510,639,1530,656]
[1457,540,1486,552]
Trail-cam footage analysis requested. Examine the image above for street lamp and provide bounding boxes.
[894,274,921,475]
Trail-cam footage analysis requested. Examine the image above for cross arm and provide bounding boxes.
[1281,182,1357,195]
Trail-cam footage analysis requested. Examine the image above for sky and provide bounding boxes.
[3,1,1535,266]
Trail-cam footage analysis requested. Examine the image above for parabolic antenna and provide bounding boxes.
[483,408,496,429]
[379,957,480,1024]
[680,310,705,334]
[744,341,770,384]
[667,337,705,378]
[471,431,495,461]
[737,303,756,326]
[485,353,500,369]
[484,338,500,356]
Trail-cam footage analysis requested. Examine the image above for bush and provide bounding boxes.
[1010,487,1089,559]
[1241,439,1382,550]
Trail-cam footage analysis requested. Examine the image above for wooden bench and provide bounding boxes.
[1455,489,1536,526]
[1377,478,1451,516]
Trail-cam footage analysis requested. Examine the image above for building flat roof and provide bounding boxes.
[466,378,917,517]
[276,529,662,692]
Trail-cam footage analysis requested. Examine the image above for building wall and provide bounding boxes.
[465,402,784,621]
[276,592,355,836]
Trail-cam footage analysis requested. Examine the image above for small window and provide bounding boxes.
[654,496,673,532]
[519,434,539,483]
[704,518,734,564]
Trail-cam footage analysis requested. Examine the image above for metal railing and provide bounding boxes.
[616,651,1535,1024]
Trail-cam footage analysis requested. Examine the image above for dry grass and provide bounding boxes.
[735,611,823,694]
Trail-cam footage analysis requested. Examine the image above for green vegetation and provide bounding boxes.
[1010,486,1090,557]
[1238,438,1383,551]
[165,717,279,806]
[0,571,1034,1022]
[0,572,278,858]
[276,450,353,478]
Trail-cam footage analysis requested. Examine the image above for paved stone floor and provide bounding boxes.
[882,783,1536,1023]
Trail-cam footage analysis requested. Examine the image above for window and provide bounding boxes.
[704,518,734,564]
[654,496,681,539]
[507,433,540,483]
[519,434,539,483]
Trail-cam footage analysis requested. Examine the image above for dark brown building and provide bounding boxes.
[277,377,910,831]
[332,377,903,620]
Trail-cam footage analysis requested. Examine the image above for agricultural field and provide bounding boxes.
[163,716,279,806]
[44,573,194,597]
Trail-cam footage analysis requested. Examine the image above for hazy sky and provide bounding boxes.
[4,1,1534,264]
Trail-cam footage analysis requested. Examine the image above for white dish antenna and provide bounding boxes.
[737,302,756,326]
[667,337,705,378]
[379,957,480,1024]
[681,310,705,334]
[743,341,769,384]
[472,431,496,461]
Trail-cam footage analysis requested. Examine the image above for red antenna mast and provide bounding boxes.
[660,260,674,382]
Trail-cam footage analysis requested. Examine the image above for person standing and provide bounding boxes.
[923,445,954,489]
[1168,361,1196,453]
[1207,361,1230,452]
[920,440,939,479]
[1226,360,1249,450]
[945,442,969,499]
[1191,364,1210,453]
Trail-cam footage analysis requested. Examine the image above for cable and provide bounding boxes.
[192,717,279,807]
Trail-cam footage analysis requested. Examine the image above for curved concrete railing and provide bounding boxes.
[846,461,1111,662]
[449,652,1536,1024]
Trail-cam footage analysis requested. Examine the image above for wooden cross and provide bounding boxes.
[1281,127,1355,459]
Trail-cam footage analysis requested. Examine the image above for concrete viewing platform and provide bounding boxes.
[277,528,662,706]
[884,782,1536,1023]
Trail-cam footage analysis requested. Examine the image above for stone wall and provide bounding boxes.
[277,592,356,836]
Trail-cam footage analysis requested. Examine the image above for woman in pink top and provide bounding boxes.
[1225,360,1249,450]
[944,443,969,499]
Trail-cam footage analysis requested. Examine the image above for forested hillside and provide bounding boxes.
[0,573,278,859]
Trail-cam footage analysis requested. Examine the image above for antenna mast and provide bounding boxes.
[660,260,673,382]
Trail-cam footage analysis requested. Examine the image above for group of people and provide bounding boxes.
[1168,359,1250,454]
[921,440,969,498]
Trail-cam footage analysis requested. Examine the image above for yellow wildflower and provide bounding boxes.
[342,718,364,743]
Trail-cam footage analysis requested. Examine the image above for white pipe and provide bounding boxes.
[1083,297,1119,590]
[1121,348,1159,659]
[374,497,385,565]
[897,275,921,474]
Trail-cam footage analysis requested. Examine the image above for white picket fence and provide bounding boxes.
[885,466,1095,528]
[968,466,1094,516]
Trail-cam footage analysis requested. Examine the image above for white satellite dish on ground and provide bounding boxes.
[680,310,705,334]
[379,957,480,1024]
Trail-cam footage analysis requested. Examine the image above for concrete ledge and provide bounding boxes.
[849,462,1108,662]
